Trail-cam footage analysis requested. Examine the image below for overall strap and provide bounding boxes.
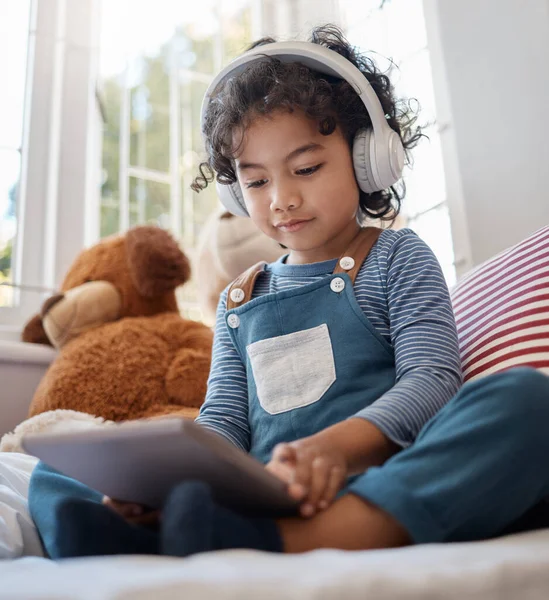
[226,262,267,310]
[226,227,383,310]
[332,227,383,284]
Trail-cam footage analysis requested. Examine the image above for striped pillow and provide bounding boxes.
[451,225,549,382]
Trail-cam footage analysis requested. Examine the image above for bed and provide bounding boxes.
[1,529,549,599]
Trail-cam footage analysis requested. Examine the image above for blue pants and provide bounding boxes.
[350,367,549,543]
[29,368,549,557]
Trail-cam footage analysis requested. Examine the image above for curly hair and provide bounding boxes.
[192,25,423,223]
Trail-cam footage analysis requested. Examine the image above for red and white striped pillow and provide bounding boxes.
[451,225,549,382]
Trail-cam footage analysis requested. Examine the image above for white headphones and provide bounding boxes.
[200,41,405,218]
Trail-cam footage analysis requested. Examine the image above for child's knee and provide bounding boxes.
[483,368,549,430]
[496,366,549,385]
[449,368,549,435]
[461,367,548,404]
[493,367,549,404]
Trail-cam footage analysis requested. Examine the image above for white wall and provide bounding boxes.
[424,0,549,273]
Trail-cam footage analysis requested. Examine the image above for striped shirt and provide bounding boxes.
[196,228,463,451]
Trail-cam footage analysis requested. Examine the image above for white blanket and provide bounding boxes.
[2,529,549,599]
[0,452,41,558]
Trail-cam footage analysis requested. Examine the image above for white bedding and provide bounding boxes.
[0,452,41,558]
[2,528,549,600]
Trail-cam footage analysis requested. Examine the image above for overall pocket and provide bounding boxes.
[246,323,336,415]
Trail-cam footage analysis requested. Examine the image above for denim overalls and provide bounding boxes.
[224,227,394,464]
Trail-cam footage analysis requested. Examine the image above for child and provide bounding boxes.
[30,25,549,558]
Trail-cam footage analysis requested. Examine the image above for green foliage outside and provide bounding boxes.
[99,11,252,244]
[1,183,16,279]
[0,239,12,277]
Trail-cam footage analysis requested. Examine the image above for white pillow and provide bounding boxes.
[0,452,43,558]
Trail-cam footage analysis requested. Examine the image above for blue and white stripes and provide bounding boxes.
[197,228,463,449]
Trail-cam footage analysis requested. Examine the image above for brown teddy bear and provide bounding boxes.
[20,225,213,423]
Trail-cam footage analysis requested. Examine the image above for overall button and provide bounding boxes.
[330,277,346,293]
[227,314,240,329]
[339,256,355,270]
[230,288,245,303]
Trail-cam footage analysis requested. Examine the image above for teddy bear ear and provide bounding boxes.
[21,314,53,346]
[125,226,191,297]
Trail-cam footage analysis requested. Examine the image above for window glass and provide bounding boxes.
[0,1,32,307]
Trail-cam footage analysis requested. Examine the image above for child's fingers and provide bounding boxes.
[103,496,145,518]
[265,460,294,483]
[271,443,296,464]
[301,456,331,517]
[271,444,307,499]
[266,444,297,484]
[291,448,313,498]
[318,465,346,511]
[267,448,307,500]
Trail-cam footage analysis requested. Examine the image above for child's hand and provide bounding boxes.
[266,440,347,518]
[102,496,161,527]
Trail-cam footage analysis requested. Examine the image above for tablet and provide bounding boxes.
[22,418,299,516]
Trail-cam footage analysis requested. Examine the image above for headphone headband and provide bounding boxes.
[201,41,388,136]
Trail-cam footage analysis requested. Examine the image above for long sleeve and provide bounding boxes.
[195,288,251,451]
[353,230,463,447]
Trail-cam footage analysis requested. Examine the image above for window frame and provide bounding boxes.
[0,0,101,339]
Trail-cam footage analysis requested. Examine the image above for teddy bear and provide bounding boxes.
[17,225,213,427]
[194,209,286,325]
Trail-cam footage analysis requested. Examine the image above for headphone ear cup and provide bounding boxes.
[352,129,378,194]
[215,181,249,217]
[353,128,405,193]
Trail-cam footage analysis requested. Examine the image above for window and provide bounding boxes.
[0,0,457,339]
[0,0,100,340]
[338,0,457,285]
[99,0,257,319]
[0,1,32,308]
